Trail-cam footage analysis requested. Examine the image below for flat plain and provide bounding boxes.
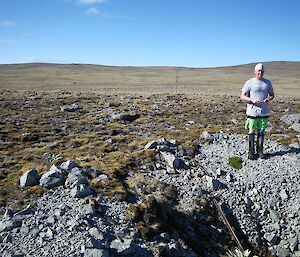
[1,61,300,96]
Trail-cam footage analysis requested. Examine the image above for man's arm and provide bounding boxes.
[264,91,275,102]
[240,91,260,104]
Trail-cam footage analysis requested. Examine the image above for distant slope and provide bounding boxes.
[0,61,299,97]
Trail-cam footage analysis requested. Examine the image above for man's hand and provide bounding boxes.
[251,99,260,104]
[264,93,274,102]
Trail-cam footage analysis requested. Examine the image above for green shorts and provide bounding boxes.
[245,118,268,131]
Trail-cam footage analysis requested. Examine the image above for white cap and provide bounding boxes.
[254,63,264,71]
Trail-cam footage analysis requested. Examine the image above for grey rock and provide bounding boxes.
[65,169,88,188]
[19,169,40,188]
[60,160,79,172]
[144,140,158,150]
[79,204,95,216]
[226,173,233,182]
[205,176,225,191]
[3,208,14,218]
[111,113,140,123]
[110,238,135,255]
[0,218,22,232]
[269,209,280,221]
[145,137,177,152]
[280,189,289,201]
[291,123,300,132]
[1,251,25,257]
[88,227,104,240]
[70,184,94,198]
[3,232,13,243]
[54,204,67,217]
[46,216,56,225]
[280,113,300,125]
[84,248,109,257]
[264,232,280,245]
[201,131,214,141]
[46,227,54,239]
[15,205,35,216]
[288,237,298,251]
[29,227,40,239]
[275,246,291,257]
[161,152,188,170]
[268,196,279,209]
[85,237,102,249]
[61,101,83,112]
[39,165,66,189]
[86,167,102,178]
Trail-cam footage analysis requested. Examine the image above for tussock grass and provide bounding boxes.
[0,89,299,209]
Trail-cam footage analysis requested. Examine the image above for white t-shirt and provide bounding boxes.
[241,78,274,117]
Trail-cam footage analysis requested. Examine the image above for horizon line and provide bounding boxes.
[0,60,299,69]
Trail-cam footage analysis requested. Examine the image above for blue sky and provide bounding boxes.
[1,0,300,67]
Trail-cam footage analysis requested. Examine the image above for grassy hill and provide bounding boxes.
[1,61,300,97]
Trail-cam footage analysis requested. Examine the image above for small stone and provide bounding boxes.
[4,208,14,218]
[279,189,289,200]
[226,173,232,182]
[264,232,280,245]
[84,249,109,257]
[88,227,103,240]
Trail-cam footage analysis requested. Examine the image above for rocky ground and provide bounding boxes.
[1,134,300,257]
[1,90,300,256]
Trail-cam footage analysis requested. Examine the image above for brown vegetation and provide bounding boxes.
[0,62,299,210]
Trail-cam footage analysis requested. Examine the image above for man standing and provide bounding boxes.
[240,63,275,160]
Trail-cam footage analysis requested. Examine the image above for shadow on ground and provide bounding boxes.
[266,147,300,158]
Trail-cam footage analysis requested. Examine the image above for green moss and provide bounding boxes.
[228,156,242,170]
[20,201,37,209]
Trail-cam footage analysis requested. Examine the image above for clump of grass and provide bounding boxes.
[126,195,165,239]
[45,153,62,163]
[136,116,150,123]
[99,151,134,178]
[90,177,127,200]
[228,156,242,170]
[20,201,38,209]
[137,149,156,159]
[26,185,47,196]
[125,174,178,240]
[0,170,7,180]
[226,248,252,257]
[0,194,6,206]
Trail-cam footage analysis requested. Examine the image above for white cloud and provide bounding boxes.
[0,20,15,27]
[78,0,106,4]
[86,7,100,15]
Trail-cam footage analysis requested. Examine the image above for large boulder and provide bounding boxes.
[40,165,66,189]
[19,170,40,188]
[65,168,88,189]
